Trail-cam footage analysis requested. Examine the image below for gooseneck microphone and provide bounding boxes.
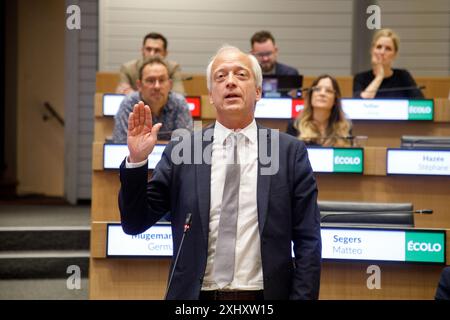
[373,85,426,93]
[164,213,192,300]
[354,85,426,95]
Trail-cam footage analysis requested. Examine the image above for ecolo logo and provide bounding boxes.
[407,100,433,120]
[407,240,441,252]
[332,149,363,173]
[409,106,432,114]
[334,156,361,165]
[405,231,445,263]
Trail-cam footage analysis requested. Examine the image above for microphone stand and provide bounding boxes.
[164,213,192,300]
[354,85,426,95]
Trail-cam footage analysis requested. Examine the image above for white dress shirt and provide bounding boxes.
[201,119,263,291]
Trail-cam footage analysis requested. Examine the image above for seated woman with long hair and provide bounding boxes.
[286,74,352,147]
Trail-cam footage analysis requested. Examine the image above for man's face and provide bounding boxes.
[141,38,167,59]
[209,49,261,123]
[137,63,172,108]
[251,39,278,73]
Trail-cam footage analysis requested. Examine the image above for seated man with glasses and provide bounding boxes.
[113,56,193,143]
[250,30,300,76]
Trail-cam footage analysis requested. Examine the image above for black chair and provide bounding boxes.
[435,267,450,300]
[318,201,414,227]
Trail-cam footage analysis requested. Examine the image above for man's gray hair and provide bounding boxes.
[206,45,262,91]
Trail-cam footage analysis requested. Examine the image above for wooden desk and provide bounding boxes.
[94,93,450,146]
[91,89,450,299]
[90,143,450,299]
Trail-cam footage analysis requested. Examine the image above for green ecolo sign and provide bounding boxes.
[405,231,445,263]
[333,149,363,173]
[408,100,433,120]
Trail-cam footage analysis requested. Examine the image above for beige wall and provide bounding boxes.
[17,0,65,196]
[99,0,450,76]
[99,0,353,75]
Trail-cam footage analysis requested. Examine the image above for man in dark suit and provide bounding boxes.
[118,45,321,300]
[250,30,300,76]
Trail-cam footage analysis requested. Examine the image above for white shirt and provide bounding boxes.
[201,119,263,291]
[126,119,263,290]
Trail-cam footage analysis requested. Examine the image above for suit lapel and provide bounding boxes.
[195,126,213,244]
[257,125,272,234]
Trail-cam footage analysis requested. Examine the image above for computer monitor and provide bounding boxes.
[262,75,303,98]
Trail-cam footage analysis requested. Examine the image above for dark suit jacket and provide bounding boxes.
[274,62,300,76]
[435,267,450,300]
[119,125,322,300]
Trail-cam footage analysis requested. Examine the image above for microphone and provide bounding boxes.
[164,213,192,300]
[320,209,432,226]
[263,87,307,98]
[300,134,368,147]
[376,85,426,93]
[181,76,193,81]
[415,209,433,214]
[341,135,369,147]
[266,86,309,92]
[354,85,426,95]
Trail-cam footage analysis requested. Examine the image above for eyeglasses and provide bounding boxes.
[143,77,169,86]
[311,86,336,95]
[253,51,274,58]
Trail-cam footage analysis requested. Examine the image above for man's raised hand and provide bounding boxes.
[127,101,162,163]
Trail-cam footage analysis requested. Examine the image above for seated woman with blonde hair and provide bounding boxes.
[353,28,424,99]
[286,74,352,147]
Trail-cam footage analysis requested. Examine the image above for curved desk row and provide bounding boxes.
[94,93,450,149]
[96,142,450,176]
[96,93,449,122]
[105,223,446,265]
[90,142,450,299]
[90,91,450,299]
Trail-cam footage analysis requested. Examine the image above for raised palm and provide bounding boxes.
[127,101,162,163]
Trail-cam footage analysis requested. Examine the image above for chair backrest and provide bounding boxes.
[401,135,450,150]
[318,201,414,227]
